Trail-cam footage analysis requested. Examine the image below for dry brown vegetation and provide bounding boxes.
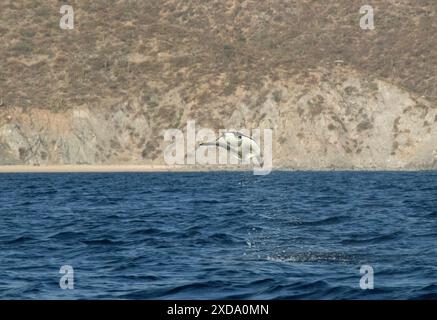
[0,0,435,115]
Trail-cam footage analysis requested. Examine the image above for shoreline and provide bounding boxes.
[0,165,435,173]
[0,165,214,173]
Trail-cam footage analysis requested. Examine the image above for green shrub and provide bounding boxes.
[10,41,33,54]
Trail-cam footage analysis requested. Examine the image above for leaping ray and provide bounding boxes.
[199,131,264,167]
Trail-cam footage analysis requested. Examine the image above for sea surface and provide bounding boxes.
[0,171,436,299]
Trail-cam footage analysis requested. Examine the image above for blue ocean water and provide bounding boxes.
[0,171,436,299]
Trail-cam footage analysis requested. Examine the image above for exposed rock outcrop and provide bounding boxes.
[1,67,435,169]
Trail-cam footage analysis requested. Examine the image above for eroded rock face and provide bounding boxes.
[0,67,435,169]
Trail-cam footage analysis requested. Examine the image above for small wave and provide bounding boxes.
[340,231,402,245]
[412,284,437,300]
[207,233,242,245]
[161,188,182,193]
[425,211,437,218]
[162,281,226,297]
[273,282,359,300]
[190,199,220,204]
[130,228,162,236]
[267,251,357,264]
[300,215,350,226]
[5,236,34,244]
[82,239,123,246]
[48,231,86,240]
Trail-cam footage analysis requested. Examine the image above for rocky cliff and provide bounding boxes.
[0,0,436,169]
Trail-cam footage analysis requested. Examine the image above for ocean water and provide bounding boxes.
[0,171,436,300]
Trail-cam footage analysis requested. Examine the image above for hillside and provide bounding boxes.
[0,0,436,168]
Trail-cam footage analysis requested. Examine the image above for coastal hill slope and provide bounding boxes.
[0,0,436,169]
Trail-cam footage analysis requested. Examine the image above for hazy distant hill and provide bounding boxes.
[0,0,436,168]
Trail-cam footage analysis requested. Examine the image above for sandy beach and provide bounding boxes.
[0,165,218,173]
[0,165,433,173]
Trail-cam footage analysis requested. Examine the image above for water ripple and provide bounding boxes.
[0,171,436,299]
